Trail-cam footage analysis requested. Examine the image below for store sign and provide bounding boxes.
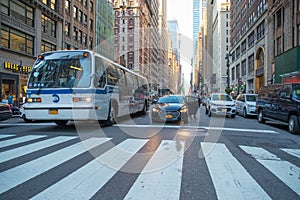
[4,62,32,73]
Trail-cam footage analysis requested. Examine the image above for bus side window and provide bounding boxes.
[98,72,106,88]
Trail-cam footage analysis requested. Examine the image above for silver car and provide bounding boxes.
[207,93,236,118]
[236,94,257,118]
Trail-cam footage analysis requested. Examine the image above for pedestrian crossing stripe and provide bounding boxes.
[0,135,47,148]
[0,137,111,194]
[0,134,15,139]
[31,138,148,200]
[0,136,77,163]
[240,146,300,196]
[0,134,299,199]
[125,141,185,199]
[202,142,271,200]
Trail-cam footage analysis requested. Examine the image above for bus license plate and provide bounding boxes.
[49,109,58,115]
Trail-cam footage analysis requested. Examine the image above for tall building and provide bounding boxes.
[209,0,230,93]
[95,0,114,60]
[267,0,300,84]
[193,0,200,46]
[112,0,159,83]
[230,0,268,94]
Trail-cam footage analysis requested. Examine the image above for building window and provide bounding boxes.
[276,9,281,27]
[256,21,265,40]
[73,6,78,19]
[90,1,93,13]
[241,40,246,53]
[83,14,87,25]
[65,0,71,14]
[248,31,254,47]
[83,0,87,7]
[90,19,93,30]
[1,0,34,27]
[41,40,56,53]
[42,0,57,10]
[42,14,56,38]
[1,24,34,55]
[236,64,240,80]
[241,60,246,76]
[236,46,240,58]
[231,67,235,81]
[65,21,70,37]
[248,54,254,73]
[78,10,83,22]
[277,37,282,55]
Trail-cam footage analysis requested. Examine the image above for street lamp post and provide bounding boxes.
[225,53,232,94]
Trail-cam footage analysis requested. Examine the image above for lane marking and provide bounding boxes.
[0,136,77,163]
[0,137,110,193]
[0,135,47,148]
[202,142,271,200]
[125,140,184,200]
[31,138,148,200]
[115,124,278,134]
[241,146,300,196]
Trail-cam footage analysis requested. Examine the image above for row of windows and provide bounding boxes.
[42,0,57,11]
[1,0,34,27]
[1,25,34,55]
[231,21,265,61]
[231,54,255,81]
[42,14,56,38]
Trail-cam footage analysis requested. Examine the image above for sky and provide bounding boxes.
[167,0,193,94]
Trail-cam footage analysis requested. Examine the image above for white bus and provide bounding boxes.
[24,50,149,126]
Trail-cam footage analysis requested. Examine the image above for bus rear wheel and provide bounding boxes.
[54,120,68,127]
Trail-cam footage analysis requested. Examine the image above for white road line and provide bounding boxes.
[241,146,300,196]
[31,138,148,200]
[201,142,271,200]
[115,124,278,134]
[0,135,47,148]
[0,134,15,139]
[0,136,77,163]
[281,148,300,159]
[124,140,185,200]
[0,137,110,194]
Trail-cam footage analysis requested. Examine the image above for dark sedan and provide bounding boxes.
[151,95,188,123]
[0,103,12,121]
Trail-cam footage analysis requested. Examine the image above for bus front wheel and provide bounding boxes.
[104,104,116,126]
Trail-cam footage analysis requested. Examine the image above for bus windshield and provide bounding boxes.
[28,51,91,89]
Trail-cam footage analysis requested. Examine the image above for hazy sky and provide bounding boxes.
[167,0,193,94]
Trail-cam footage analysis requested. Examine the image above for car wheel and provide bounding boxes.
[288,115,300,134]
[258,109,265,123]
[243,108,248,118]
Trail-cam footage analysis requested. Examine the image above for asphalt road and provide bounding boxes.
[0,106,300,200]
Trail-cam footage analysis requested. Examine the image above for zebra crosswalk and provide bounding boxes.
[0,134,299,199]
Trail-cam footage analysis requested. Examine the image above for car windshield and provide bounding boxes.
[212,94,232,101]
[292,84,300,100]
[158,96,184,104]
[246,95,257,102]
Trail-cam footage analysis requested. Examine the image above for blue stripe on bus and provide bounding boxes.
[26,87,118,95]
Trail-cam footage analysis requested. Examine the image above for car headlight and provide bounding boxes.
[152,107,160,112]
[180,106,187,113]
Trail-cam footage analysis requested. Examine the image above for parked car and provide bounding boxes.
[151,95,188,123]
[256,83,300,134]
[206,93,236,118]
[0,103,12,121]
[235,93,257,118]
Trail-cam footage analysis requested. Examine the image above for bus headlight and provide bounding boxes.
[27,97,42,103]
[73,97,92,103]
